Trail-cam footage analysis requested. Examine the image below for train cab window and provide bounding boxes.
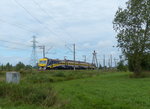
[39,60,47,64]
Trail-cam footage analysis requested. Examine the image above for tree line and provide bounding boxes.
[0,62,32,71]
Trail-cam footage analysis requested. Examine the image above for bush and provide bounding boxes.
[129,71,150,78]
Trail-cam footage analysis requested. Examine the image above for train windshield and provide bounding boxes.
[39,60,47,64]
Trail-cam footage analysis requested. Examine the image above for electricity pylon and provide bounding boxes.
[30,36,38,67]
[92,50,98,68]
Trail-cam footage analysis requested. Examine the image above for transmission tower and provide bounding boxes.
[92,50,98,68]
[30,36,38,67]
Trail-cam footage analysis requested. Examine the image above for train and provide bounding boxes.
[38,58,96,70]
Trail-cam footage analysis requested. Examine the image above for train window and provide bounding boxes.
[52,60,60,64]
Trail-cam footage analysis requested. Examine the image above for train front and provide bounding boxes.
[38,58,48,70]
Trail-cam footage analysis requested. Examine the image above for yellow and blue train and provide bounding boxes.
[38,58,96,70]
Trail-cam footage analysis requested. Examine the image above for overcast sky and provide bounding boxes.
[0,0,128,66]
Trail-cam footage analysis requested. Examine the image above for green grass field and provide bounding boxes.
[0,70,150,109]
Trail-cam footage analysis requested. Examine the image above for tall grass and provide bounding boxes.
[23,70,102,84]
[0,70,130,109]
[0,82,58,107]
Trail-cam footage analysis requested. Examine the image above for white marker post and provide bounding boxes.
[6,72,20,84]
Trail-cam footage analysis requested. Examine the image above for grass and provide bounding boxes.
[53,72,150,109]
[0,70,150,109]
[0,82,58,108]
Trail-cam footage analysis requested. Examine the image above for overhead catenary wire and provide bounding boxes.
[65,44,73,53]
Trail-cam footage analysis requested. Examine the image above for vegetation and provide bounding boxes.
[23,70,102,83]
[0,70,103,109]
[0,62,32,71]
[113,0,150,75]
[0,83,58,108]
[117,60,128,72]
[54,72,150,109]
[0,70,150,109]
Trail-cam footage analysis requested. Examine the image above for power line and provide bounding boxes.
[0,34,30,41]
[13,0,43,24]
[0,39,29,47]
[13,0,78,62]
[65,44,73,53]
[12,0,92,64]
[0,18,37,34]
[13,0,67,43]
[45,46,53,54]
[0,44,30,51]
[31,0,74,41]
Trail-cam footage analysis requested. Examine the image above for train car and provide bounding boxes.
[38,58,96,70]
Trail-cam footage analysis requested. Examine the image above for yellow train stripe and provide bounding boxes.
[47,63,95,69]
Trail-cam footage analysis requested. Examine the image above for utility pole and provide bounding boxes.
[114,58,119,68]
[92,50,98,68]
[64,56,67,60]
[108,58,111,68]
[39,45,45,58]
[31,36,38,67]
[99,60,101,69]
[110,54,112,68]
[83,55,86,62]
[73,44,76,70]
[103,54,105,68]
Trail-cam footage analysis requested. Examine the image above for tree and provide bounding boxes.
[117,60,128,72]
[113,0,150,75]
[15,62,25,71]
[25,65,32,70]
[5,62,13,71]
[0,64,4,71]
[141,53,150,70]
